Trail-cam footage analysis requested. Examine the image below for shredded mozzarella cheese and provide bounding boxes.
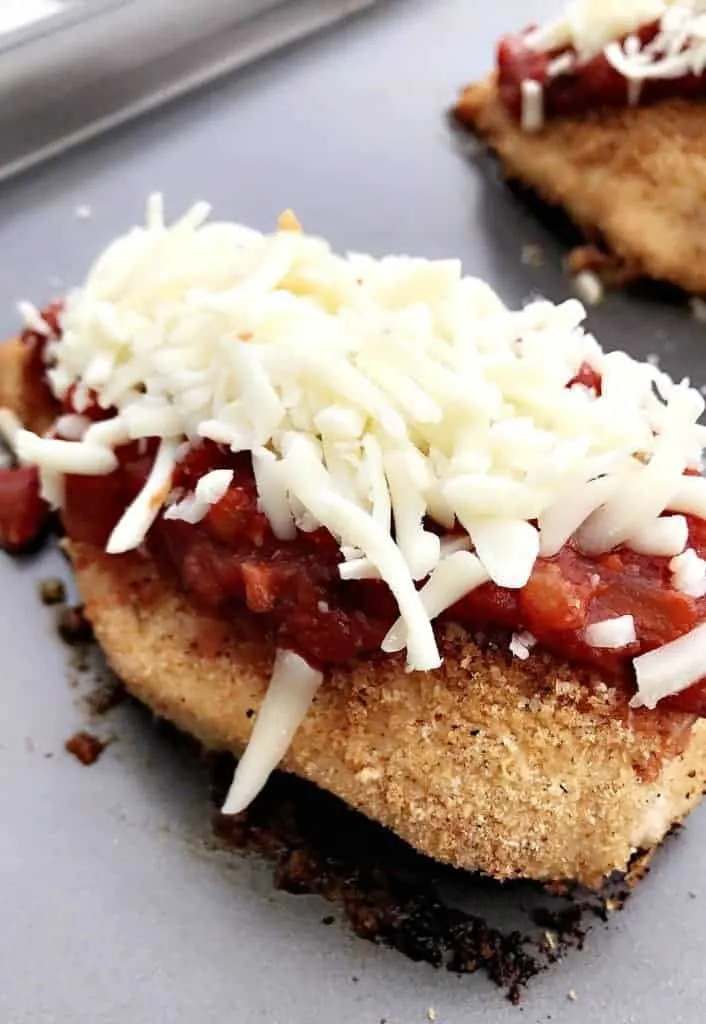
[10,197,706,659]
[585,615,637,648]
[282,435,441,671]
[627,514,688,556]
[55,414,90,442]
[18,300,52,336]
[164,468,234,525]
[606,2,706,82]
[509,630,537,660]
[382,551,490,654]
[106,439,177,554]
[631,621,706,708]
[16,431,117,475]
[521,79,545,131]
[670,547,706,597]
[528,0,671,59]
[222,650,323,814]
[573,271,604,307]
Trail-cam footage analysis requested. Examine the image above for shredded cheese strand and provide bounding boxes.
[16,431,117,475]
[222,650,323,815]
[282,436,441,671]
[631,621,706,708]
[106,439,178,554]
[382,551,490,653]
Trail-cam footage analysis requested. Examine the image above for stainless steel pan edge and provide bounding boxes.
[0,0,377,186]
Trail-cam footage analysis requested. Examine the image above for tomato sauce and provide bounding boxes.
[42,434,706,713]
[5,308,706,714]
[20,301,63,429]
[497,24,706,124]
[0,465,52,553]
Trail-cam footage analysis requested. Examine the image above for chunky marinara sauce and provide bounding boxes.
[0,303,62,552]
[4,313,706,715]
[497,23,706,123]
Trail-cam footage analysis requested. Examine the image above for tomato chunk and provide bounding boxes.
[206,485,269,548]
[519,561,592,633]
[0,466,51,553]
[662,682,706,717]
[62,473,126,548]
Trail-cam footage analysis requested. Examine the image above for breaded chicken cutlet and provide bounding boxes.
[3,198,706,891]
[454,1,706,295]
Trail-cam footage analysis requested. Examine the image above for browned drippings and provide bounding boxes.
[564,244,639,288]
[84,679,125,716]
[209,754,645,1004]
[56,604,94,646]
[36,575,653,1003]
[64,730,109,766]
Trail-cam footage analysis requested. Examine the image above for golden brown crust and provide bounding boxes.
[0,330,56,434]
[66,542,706,889]
[0,333,28,414]
[3,331,706,889]
[454,78,706,294]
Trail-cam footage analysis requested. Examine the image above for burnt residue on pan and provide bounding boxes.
[47,586,126,710]
[64,729,110,765]
[209,753,650,1004]
[43,590,655,1004]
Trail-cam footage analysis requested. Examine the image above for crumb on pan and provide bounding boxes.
[38,577,66,606]
[565,244,639,289]
[56,604,94,646]
[277,209,303,233]
[84,679,125,716]
[690,297,706,322]
[572,270,604,307]
[521,243,544,267]
[64,730,108,766]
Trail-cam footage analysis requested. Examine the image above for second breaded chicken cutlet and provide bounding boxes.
[454,1,706,295]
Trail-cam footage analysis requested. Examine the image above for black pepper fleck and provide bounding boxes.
[56,605,93,646]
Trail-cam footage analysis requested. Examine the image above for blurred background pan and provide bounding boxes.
[0,0,377,185]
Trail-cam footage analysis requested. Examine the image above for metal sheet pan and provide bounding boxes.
[0,0,376,184]
[1,1,704,1022]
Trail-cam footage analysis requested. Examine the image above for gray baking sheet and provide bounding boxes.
[1,1,705,1022]
[0,0,376,185]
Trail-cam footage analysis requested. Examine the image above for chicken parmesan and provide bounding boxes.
[2,196,706,887]
[454,0,706,295]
